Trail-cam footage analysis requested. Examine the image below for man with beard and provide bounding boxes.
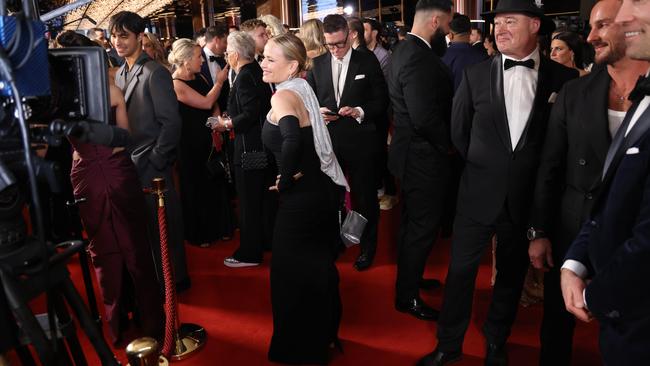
[529,0,649,364]
[560,0,650,363]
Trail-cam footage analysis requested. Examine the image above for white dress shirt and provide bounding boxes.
[203,46,221,85]
[502,47,540,149]
[331,47,352,106]
[329,47,364,122]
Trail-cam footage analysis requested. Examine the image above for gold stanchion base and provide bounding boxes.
[170,323,207,361]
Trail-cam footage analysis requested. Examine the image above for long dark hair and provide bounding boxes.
[552,31,584,69]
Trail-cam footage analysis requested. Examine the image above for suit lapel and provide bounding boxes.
[514,57,551,152]
[123,54,149,103]
[583,66,612,167]
[321,53,337,107]
[339,50,360,107]
[602,102,650,184]
[490,55,512,152]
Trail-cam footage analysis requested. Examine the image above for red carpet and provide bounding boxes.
[20,206,600,365]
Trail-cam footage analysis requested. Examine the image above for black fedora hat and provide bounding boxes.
[482,0,555,35]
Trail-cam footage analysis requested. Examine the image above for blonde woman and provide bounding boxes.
[142,32,171,71]
[259,14,286,38]
[298,19,327,59]
[261,33,348,364]
[168,39,234,246]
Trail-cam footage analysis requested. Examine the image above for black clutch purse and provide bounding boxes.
[241,136,268,171]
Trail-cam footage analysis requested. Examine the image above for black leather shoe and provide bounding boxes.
[353,252,373,271]
[417,348,462,366]
[485,343,507,366]
[395,297,439,321]
[419,278,442,289]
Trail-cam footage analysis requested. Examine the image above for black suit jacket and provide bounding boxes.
[452,55,578,225]
[565,101,650,362]
[388,34,454,181]
[200,49,230,113]
[531,65,612,251]
[227,62,272,165]
[306,49,388,151]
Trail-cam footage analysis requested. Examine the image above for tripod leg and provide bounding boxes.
[51,288,88,366]
[14,345,37,366]
[0,272,56,365]
[77,247,102,331]
[60,277,119,366]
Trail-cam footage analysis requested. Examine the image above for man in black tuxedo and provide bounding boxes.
[388,0,453,321]
[419,1,578,365]
[307,14,388,271]
[529,1,649,364]
[200,24,230,113]
[561,0,650,364]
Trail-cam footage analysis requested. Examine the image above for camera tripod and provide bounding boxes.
[0,237,119,365]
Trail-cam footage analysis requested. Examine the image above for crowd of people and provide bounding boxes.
[28,0,650,364]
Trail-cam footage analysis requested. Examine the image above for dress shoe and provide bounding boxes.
[417,348,462,366]
[419,278,442,289]
[353,252,373,271]
[395,297,439,321]
[485,343,507,366]
[223,256,261,268]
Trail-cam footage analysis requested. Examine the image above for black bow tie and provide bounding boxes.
[256,54,264,62]
[504,58,535,70]
[629,75,650,102]
[209,55,218,62]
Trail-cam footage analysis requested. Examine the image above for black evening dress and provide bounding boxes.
[262,118,342,365]
[176,75,235,244]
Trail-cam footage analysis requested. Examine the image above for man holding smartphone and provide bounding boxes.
[307,14,388,271]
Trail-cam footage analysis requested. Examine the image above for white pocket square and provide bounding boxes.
[626,147,640,155]
[548,92,558,103]
[354,74,365,80]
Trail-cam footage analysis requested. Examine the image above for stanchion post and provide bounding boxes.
[146,177,206,361]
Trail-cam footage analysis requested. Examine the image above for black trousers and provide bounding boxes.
[232,165,276,263]
[395,144,450,302]
[437,209,529,351]
[334,132,380,259]
[539,236,575,366]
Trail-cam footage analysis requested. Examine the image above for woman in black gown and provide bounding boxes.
[260,34,349,364]
[169,39,235,247]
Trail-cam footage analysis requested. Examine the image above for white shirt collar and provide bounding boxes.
[502,47,541,71]
[203,46,216,58]
[407,32,431,49]
[332,47,353,64]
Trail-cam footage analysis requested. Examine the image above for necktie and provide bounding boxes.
[504,58,535,70]
[628,75,650,102]
[334,60,343,105]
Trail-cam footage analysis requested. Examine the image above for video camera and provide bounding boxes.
[0,1,120,365]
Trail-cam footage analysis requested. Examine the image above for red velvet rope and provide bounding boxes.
[158,204,178,357]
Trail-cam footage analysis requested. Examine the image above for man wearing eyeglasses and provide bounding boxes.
[307,14,388,272]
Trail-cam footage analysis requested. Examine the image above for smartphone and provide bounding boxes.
[206,116,219,128]
[323,111,340,117]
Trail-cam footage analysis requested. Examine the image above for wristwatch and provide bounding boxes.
[527,227,546,241]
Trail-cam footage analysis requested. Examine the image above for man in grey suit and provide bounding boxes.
[109,11,190,291]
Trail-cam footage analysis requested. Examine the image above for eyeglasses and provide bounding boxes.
[324,33,349,49]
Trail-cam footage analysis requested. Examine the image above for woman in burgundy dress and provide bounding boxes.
[59,30,163,344]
